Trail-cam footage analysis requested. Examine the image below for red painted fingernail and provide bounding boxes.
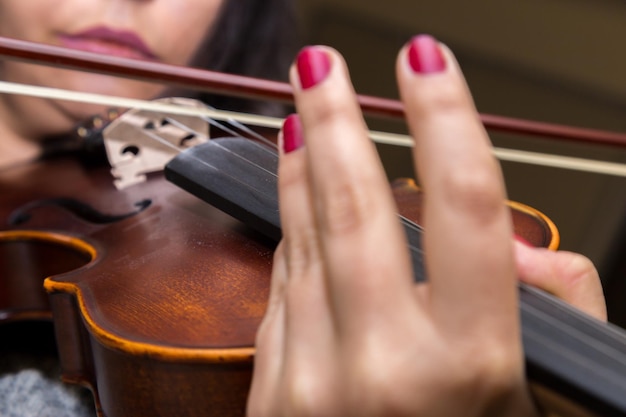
[408,35,446,74]
[296,46,331,89]
[514,234,534,247]
[282,114,304,153]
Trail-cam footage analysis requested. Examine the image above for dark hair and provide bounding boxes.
[188,0,299,117]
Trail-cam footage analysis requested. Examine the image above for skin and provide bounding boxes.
[247,42,606,417]
[0,0,223,167]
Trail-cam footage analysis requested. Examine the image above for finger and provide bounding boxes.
[514,240,607,321]
[276,114,336,373]
[248,243,287,417]
[396,35,517,334]
[291,46,417,332]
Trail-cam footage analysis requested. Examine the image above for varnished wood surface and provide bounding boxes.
[0,156,557,417]
[1,157,273,416]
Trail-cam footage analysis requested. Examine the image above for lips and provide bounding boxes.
[59,27,157,60]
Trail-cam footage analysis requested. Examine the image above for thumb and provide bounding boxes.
[514,240,607,321]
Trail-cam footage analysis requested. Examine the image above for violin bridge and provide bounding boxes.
[102,97,210,189]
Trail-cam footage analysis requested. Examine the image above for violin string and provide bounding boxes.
[165,106,274,147]
[181,136,426,256]
[208,138,279,178]
[137,124,187,153]
[202,115,260,142]
[201,106,278,149]
[1,80,625,177]
[399,215,425,255]
[162,110,275,151]
[185,129,426,256]
[159,115,210,145]
[161,111,279,177]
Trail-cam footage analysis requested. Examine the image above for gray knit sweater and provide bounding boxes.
[0,353,95,417]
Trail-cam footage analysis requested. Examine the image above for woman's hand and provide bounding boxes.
[247,35,606,417]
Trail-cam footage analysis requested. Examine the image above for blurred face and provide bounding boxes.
[0,0,224,138]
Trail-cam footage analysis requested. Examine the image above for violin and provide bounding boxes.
[1,38,626,417]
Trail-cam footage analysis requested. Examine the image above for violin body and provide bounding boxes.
[0,142,561,417]
[1,156,272,416]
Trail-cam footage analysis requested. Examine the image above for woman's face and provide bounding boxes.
[0,0,224,137]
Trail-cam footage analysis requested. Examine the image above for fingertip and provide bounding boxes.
[397,35,452,79]
[395,35,471,119]
[291,45,342,92]
[296,46,332,90]
[281,113,304,154]
[407,34,447,74]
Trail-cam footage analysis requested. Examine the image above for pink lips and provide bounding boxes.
[59,27,157,60]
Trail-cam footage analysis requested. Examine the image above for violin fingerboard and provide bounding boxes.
[165,137,282,241]
[164,137,426,280]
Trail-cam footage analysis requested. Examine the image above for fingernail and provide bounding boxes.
[282,114,304,153]
[296,46,331,89]
[408,35,446,74]
[514,234,534,247]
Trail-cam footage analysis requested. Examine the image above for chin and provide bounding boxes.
[65,71,165,101]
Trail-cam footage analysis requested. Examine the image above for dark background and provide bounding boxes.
[296,0,626,325]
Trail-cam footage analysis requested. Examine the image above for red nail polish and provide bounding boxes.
[296,46,331,89]
[282,114,304,153]
[408,35,446,74]
[514,234,534,247]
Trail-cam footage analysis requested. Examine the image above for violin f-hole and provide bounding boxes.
[7,197,151,226]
